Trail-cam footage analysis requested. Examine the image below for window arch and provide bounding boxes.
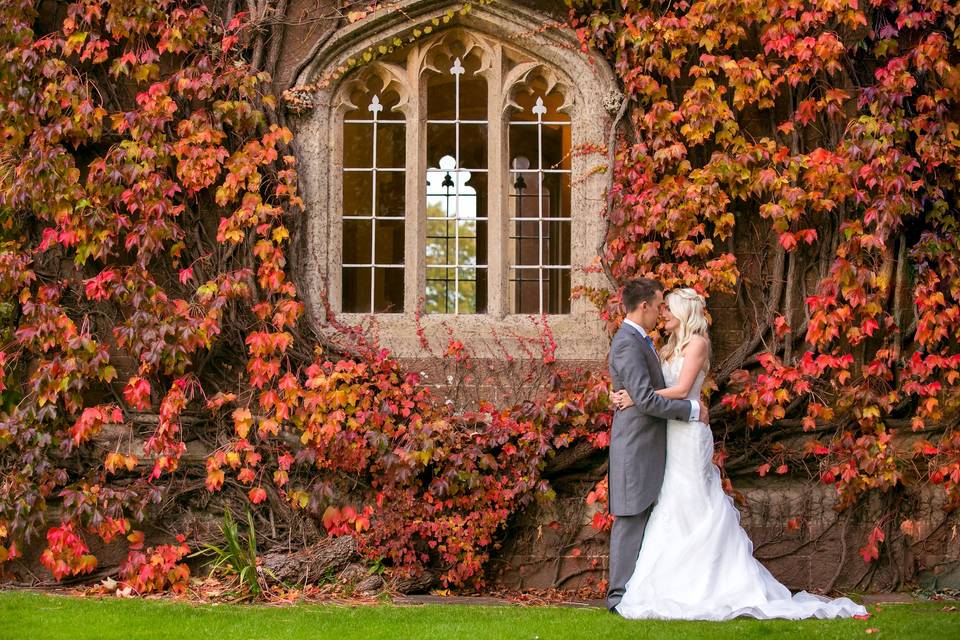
[295,1,616,359]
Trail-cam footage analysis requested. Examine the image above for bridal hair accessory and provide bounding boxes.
[671,287,706,308]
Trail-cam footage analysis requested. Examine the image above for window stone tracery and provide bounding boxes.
[293,1,617,360]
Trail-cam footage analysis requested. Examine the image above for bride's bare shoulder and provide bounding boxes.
[681,335,709,355]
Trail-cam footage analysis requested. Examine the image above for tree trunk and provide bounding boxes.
[259,535,356,584]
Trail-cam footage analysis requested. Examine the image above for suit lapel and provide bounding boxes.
[623,324,665,388]
[641,336,665,388]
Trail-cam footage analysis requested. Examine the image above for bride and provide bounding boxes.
[610,288,867,621]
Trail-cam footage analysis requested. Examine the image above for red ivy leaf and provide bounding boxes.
[123,376,151,411]
[248,487,267,504]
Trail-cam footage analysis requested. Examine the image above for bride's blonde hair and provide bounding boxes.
[660,288,711,371]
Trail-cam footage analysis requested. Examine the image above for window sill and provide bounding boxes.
[333,310,608,361]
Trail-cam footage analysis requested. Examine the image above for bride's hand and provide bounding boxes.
[611,390,635,410]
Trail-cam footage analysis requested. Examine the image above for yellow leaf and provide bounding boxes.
[289,490,309,509]
[65,31,87,55]
[233,407,253,439]
[272,226,289,244]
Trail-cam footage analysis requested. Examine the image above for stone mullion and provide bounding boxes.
[486,43,507,318]
[568,88,603,319]
[329,104,344,314]
[404,50,426,314]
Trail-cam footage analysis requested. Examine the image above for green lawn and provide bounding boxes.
[0,590,955,640]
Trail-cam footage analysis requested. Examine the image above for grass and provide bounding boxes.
[0,590,956,640]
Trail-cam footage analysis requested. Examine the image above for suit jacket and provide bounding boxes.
[607,324,692,516]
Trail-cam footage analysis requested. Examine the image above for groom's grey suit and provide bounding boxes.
[606,322,695,611]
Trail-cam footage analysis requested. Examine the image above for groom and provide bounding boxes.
[605,278,709,613]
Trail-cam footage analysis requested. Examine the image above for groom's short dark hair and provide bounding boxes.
[622,278,664,313]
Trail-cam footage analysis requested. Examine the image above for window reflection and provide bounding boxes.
[341,87,406,313]
[424,53,488,314]
[425,155,487,314]
[508,85,572,314]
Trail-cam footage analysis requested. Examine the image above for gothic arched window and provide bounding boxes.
[336,31,575,317]
[296,2,615,359]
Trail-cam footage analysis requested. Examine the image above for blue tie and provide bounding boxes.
[644,334,657,357]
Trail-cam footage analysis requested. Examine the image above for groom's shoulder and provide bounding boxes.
[610,325,635,349]
[613,323,637,339]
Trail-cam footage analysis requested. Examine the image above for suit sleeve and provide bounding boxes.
[608,349,622,391]
[612,337,692,422]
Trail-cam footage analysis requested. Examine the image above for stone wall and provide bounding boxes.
[493,474,960,593]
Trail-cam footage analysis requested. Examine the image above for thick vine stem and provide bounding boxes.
[288,2,345,90]
[782,248,799,364]
[246,0,267,71]
[715,241,786,384]
[754,517,838,562]
[597,92,632,292]
[892,235,907,351]
[264,0,289,79]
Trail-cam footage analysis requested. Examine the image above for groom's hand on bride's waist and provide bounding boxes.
[698,400,710,425]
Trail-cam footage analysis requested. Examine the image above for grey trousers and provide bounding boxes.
[606,504,653,610]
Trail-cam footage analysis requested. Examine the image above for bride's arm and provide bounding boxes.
[655,336,708,399]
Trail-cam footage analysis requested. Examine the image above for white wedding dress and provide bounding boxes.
[616,355,868,621]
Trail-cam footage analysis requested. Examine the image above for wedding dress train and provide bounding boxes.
[616,356,867,621]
